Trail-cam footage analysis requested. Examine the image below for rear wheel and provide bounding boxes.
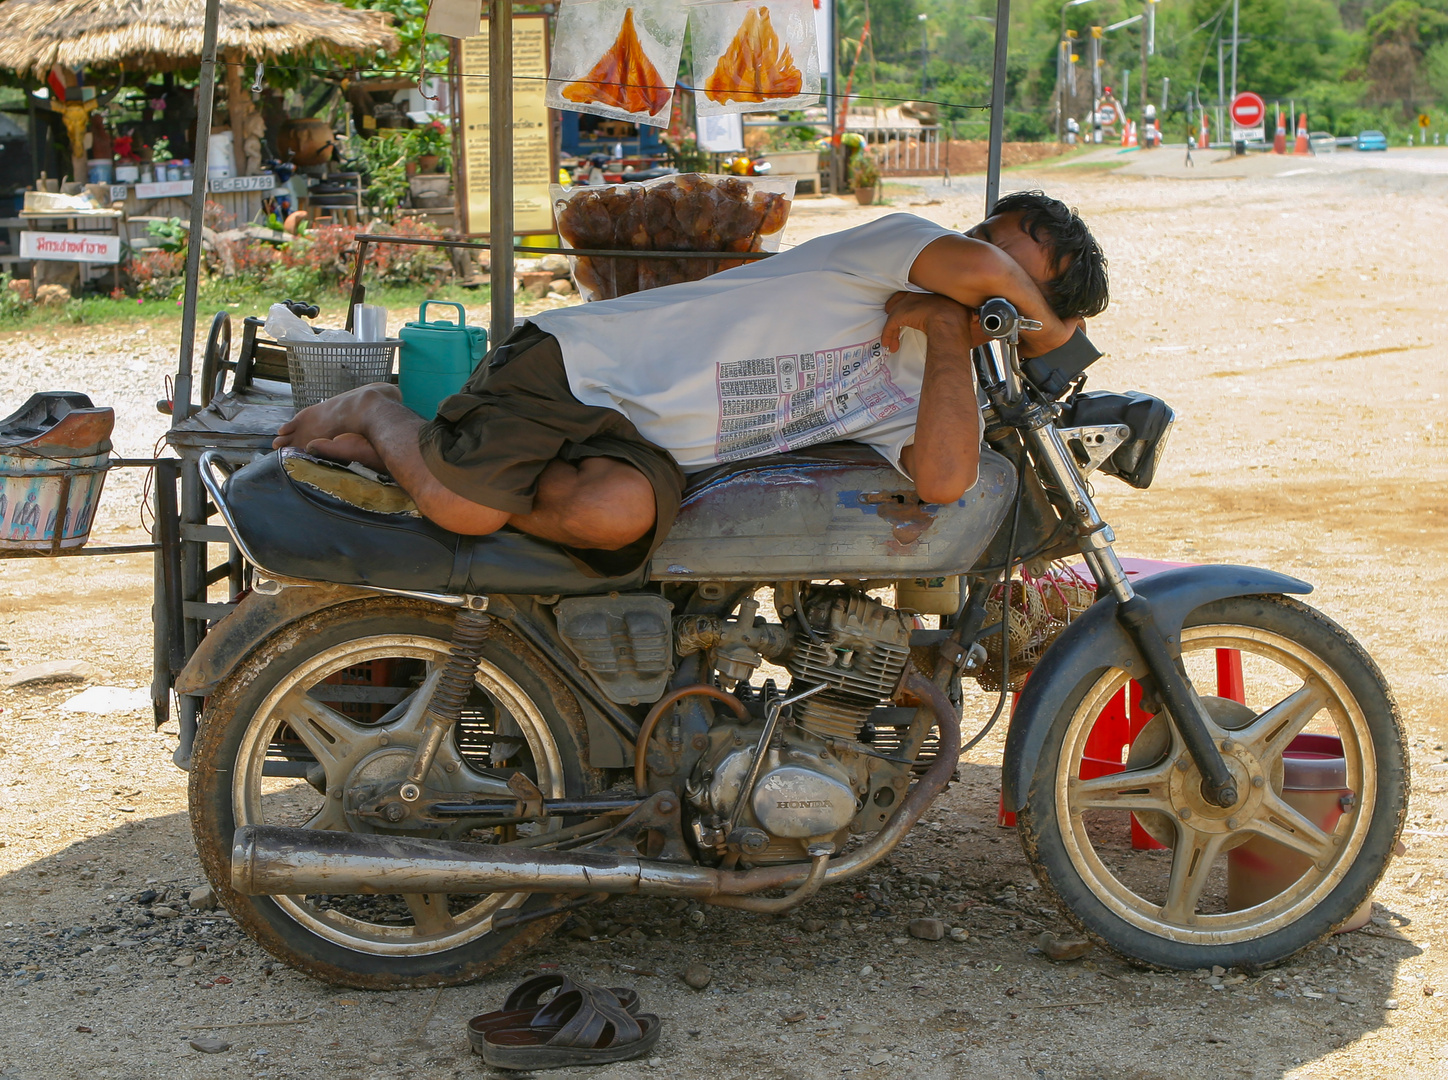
[1020,594,1408,969]
[190,597,601,988]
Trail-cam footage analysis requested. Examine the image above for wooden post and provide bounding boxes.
[223,48,247,174]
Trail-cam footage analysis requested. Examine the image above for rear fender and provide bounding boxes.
[175,584,377,696]
[1000,565,1311,812]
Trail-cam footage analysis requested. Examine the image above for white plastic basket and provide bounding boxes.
[282,338,400,409]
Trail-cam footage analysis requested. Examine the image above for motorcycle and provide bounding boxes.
[181,300,1407,987]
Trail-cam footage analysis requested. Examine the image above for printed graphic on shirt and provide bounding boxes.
[714,339,914,461]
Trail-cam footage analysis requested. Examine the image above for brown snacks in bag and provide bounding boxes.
[552,173,796,301]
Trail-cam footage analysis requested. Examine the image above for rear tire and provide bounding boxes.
[189,597,602,988]
[1019,594,1408,969]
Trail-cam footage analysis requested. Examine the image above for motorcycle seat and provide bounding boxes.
[219,449,646,596]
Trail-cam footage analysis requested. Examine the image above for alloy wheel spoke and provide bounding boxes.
[1245,790,1337,865]
[384,666,447,741]
[403,892,456,936]
[1238,682,1330,763]
[1069,764,1175,815]
[300,799,352,833]
[1161,826,1226,924]
[278,690,377,786]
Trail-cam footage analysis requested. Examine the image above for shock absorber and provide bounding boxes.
[399,598,492,802]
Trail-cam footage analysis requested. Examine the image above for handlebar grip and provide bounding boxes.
[978,297,1019,339]
[283,299,320,319]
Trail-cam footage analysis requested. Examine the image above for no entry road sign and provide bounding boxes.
[1230,92,1266,141]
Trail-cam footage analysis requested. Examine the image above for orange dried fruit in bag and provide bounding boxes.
[562,8,671,116]
[704,7,803,105]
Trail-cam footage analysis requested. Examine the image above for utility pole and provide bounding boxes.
[1058,0,1102,140]
[1056,38,1066,140]
[1091,25,1103,143]
[829,0,840,194]
[1139,0,1153,120]
[919,13,929,95]
[1230,0,1239,102]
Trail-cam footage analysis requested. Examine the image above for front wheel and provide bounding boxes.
[189,597,602,988]
[1020,594,1408,969]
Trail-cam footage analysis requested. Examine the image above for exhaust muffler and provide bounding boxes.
[232,825,724,898]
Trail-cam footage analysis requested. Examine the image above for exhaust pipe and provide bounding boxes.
[232,826,724,898]
[232,672,959,901]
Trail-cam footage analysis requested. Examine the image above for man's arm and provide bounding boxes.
[908,235,1072,355]
[885,293,980,504]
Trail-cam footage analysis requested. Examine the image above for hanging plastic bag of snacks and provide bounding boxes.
[688,0,821,118]
[546,0,689,127]
[551,173,796,302]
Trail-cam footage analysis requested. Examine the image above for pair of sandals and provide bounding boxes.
[468,972,661,1070]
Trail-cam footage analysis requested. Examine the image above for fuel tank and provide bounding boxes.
[650,443,1015,581]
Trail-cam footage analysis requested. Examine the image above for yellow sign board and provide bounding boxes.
[1419,113,1431,128]
[455,16,555,237]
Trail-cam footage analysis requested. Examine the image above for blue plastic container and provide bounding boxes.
[398,302,488,419]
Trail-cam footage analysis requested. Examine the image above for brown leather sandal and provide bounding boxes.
[477,975,661,1070]
[466,973,640,1056]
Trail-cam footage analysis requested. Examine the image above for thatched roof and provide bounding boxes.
[0,0,399,76]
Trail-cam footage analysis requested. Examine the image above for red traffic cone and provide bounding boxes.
[1201,112,1210,149]
[1126,120,1138,148]
[1273,109,1287,154]
[1294,112,1310,155]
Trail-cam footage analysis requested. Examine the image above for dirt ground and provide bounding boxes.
[2,149,1447,1080]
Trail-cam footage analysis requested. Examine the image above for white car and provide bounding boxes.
[1308,131,1336,154]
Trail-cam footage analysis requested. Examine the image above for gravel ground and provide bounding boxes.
[1,155,1447,1079]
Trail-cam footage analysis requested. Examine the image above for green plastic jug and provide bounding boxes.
[398,301,488,419]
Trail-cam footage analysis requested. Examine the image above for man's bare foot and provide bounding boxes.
[273,383,402,452]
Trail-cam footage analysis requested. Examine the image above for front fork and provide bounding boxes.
[974,324,1238,808]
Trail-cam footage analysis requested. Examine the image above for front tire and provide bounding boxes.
[1019,594,1408,969]
[189,597,601,988]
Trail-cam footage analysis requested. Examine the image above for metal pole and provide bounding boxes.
[985,0,1011,213]
[919,14,929,96]
[1055,37,1064,141]
[829,0,841,195]
[1230,0,1239,103]
[173,0,221,423]
[489,0,514,348]
[1139,0,1148,120]
[1217,34,1224,119]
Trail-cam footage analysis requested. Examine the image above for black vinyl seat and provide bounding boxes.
[221,451,646,595]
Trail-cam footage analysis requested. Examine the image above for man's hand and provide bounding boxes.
[880,291,973,352]
[273,383,400,470]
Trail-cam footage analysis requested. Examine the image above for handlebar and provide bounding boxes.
[978,297,1044,342]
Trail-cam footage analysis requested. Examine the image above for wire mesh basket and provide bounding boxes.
[282,338,401,410]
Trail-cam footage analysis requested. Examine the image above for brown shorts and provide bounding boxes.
[418,322,685,577]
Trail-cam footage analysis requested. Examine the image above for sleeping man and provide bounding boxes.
[274,190,1109,574]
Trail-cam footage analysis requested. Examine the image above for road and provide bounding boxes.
[1,157,1447,1079]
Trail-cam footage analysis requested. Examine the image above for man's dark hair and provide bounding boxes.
[989,190,1109,320]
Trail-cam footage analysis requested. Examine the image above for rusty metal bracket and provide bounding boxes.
[584,791,694,863]
[507,772,546,820]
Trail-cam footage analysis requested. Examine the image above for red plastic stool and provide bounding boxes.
[994,560,1245,851]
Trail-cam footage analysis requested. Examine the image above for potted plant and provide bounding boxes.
[852,153,880,206]
[409,119,451,174]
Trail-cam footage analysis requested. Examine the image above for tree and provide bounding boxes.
[1364,0,1448,110]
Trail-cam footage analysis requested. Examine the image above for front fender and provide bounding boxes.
[175,584,376,696]
[1000,565,1311,812]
